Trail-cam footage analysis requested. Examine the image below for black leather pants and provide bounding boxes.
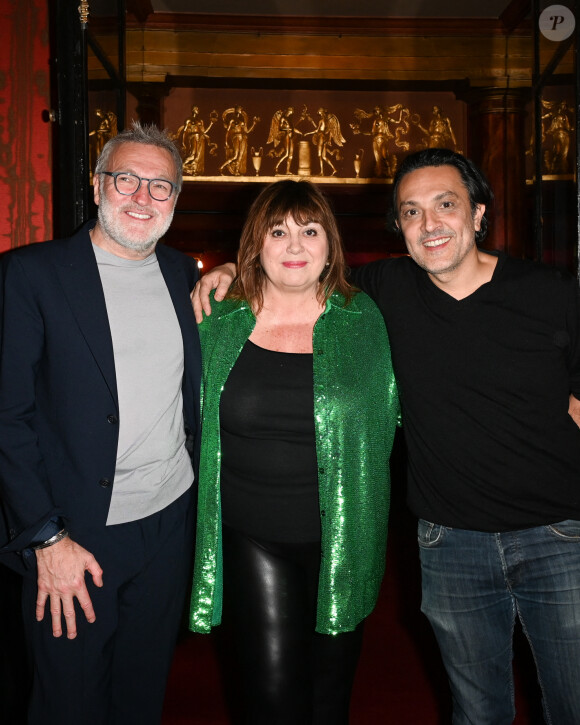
[222,525,364,725]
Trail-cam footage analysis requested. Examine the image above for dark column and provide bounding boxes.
[128,83,169,127]
[50,0,91,237]
[461,88,529,257]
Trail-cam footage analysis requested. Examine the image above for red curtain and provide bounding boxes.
[0,0,52,252]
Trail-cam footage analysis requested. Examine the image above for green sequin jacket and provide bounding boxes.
[189,290,399,635]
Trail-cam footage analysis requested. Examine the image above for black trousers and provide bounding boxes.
[22,487,195,725]
[222,525,364,725]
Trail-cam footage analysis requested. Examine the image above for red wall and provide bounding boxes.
[0,0,52,252]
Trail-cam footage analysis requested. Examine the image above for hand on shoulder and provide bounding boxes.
[191,262,236,322]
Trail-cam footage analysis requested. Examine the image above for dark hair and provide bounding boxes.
[95,121,183,192]
[391,148,494,244]
[228,179,353,312]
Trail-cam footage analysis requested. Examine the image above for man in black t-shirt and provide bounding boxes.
[368,149,580,724]
[193,149,580,724]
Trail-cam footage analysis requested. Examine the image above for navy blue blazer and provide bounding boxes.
[0,222,201,575]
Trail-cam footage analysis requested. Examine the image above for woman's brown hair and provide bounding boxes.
[227,179,353,312]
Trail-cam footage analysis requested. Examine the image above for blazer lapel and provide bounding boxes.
[157,250,196,329]
[54,225,119,407]
[156,246,201,432]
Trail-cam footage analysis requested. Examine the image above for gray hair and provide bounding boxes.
[94,121,183,192]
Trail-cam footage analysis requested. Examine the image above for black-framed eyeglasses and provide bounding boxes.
[100,171,177,202]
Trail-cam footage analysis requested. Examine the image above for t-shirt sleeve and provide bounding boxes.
[349,259,393,304]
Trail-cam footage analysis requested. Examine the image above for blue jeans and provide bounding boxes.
[418,519,580,725]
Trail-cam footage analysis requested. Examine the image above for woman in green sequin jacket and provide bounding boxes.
[189,180,399,725]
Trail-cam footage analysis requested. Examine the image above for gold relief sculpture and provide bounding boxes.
[351,105,410,178]
[541,100,573,174]
[251,147,263,176]
[168,98,459,183]
[174,107,219,176]
[303,108,345,176]
[89,109,117,173]
[411,105,458,151]
[220,106,260,176]
[353,149,364,178]
[267,107,306,175]
[297,140,312,176]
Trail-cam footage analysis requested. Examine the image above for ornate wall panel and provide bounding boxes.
[161,88,465,182]
[121,86,466,265]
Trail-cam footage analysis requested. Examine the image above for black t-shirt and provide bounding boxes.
[352,251,580,531]
[219,340,321,542]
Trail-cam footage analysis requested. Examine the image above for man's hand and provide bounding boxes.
[569,394,580,429]
[35,536,103,639]
[191,263,236,323]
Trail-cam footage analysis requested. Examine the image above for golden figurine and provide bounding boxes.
[353,149,364,178]
[541,99,573,174]
[220,106,260,176]
[411,105,458,151]
[351,105,410,178]
[174,107,219,176]
[89,109,117,173]
[251,147,264,176]
[303,107,345,177]
[267,107,305,175]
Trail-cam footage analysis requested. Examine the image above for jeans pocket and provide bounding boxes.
[417,519,445,548]
[547,519,580,540]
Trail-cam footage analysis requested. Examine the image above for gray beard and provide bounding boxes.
[97,198,174,255]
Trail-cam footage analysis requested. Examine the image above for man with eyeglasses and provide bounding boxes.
[0,122,201,724]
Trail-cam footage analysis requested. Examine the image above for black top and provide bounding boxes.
[219,340,321,542]
[352,251,580,531]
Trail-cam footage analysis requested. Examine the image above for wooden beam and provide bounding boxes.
[500,0,531,33]
[120,13,528,37]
